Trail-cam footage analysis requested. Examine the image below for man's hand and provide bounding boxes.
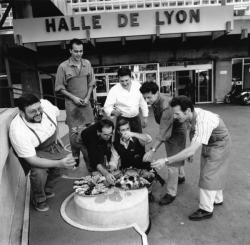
[141,117,148,128]
[151,158,166,170]
[59,154,76,168]
[187,155,194,163]
[72,96,85,106]
[143,150,154,162]
[105,173,116,185]
[111,107,122,117]
[121,131,133,141]
[82,97,90,106]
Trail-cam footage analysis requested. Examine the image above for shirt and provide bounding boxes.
[191,108,219,145]
[152,94,171,125]
[81,123,112,171]
[55,58,95,92]
[9,99,60,158]
[103,80,149,118]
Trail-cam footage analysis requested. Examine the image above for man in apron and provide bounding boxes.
[9,94,76,212]
[151,96,231,221]
[55,38,95,170]
[140,82,187,205]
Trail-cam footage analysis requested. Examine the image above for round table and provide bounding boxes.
[61,187,149,232]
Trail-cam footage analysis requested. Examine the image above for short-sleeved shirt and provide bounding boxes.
[55,58,95,93]
[81,123,112,171]
[103,81,149,118]
[191,108,219,145]
[9,99,60,158]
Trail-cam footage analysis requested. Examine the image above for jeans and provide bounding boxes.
[30,167,61,203]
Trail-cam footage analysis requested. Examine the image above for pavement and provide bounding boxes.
[29,104,250,245]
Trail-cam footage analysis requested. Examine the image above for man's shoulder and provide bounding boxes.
[58,59,69,68]
[81,59,91,66]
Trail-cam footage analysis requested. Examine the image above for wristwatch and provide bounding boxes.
[164,157,169,166]
[150,147,156,152]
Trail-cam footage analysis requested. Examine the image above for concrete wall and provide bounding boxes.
[0,108,27,245]
[0,108,68,245]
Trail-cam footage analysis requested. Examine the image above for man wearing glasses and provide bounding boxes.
[80,119,116,184]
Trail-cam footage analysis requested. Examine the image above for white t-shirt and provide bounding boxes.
[9,99,60,158]
[103,80,149,118]
[191,108,219,145]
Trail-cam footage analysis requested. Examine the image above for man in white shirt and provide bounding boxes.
[152,96,231,221]
[103,67,149,134]
[9,94,76,212]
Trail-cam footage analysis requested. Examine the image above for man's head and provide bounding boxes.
[17,94,43,123]
[69,38,84,62]
[140,81,159,105]
[116,118,131,140]
[117,67,132,90]
[170,96,194,123]
[96,119,114,141]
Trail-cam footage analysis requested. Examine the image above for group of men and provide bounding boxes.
[9,38,231,222]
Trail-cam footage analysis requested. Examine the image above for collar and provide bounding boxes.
[152,94,161,108]
[120,137,134,149]
[68,58,85,67]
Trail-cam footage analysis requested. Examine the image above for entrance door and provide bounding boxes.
[243,64,250,89]
[195,69,212,103]
[159,71,176,97]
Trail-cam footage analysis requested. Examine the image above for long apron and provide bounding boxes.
[19,112,68,175]
[165,121,187,167]
[198,119,231,190]
[65,70,94,129]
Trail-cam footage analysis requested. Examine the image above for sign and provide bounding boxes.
[13,6,234,43]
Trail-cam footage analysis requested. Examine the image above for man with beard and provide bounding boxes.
[151,96,231,221]
[55,38,95,170]
[9,94,76,212]
[80,119,116,185]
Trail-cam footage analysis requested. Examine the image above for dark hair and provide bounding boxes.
[116,117,130,130]
[16,94,40,112]
[96,119,114,132]
[69,38,84,50]
[170,95,194,112]
[117,67,131,78]
[140,81,159,95]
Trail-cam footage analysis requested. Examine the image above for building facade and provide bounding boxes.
[0,0,250,108]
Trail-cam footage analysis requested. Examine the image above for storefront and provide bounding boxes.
[93,61,213,105]
[1,3,250,108]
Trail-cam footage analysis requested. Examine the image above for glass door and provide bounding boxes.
[159,71,176,97]
[195,69,212,103]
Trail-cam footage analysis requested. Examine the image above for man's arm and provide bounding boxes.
[23,154,76,169]
[126,131,152,145]
[97,164,116,185]
[103,88,120,117]
[139,93,149,127]
[151,141,201,169]
[83,67,95,104]
[143,108,173,162]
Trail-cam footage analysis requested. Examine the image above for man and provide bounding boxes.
[80,119,116,185]
[109,118,152,170]
[55,38,95,169]
[103,67,148,134]
[9,94,76,212]
[152,96,231,221]
[140,82,186,205]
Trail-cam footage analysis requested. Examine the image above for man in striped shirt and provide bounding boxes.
[152,96,231,221]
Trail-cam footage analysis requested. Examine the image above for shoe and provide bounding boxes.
[188,209,213,221]
[45,191,55,199]
[214,202,223,206]
[159,193,176,205]
[33,200,49,212]
[178,177,185,184]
